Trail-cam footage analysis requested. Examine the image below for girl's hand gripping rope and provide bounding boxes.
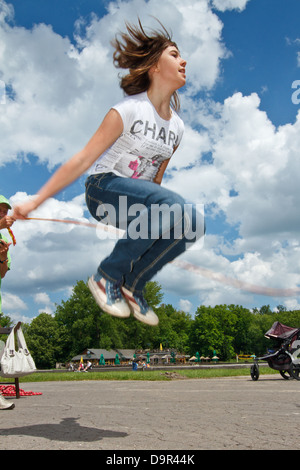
[12,200,38,221]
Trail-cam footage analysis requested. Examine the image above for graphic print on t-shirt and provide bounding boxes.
[128,154,166,179]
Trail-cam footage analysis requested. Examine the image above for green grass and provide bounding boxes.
[0,366,277,383]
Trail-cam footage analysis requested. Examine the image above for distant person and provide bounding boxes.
[84,360,92,372]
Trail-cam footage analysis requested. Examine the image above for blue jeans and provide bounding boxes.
[85,173,204,294]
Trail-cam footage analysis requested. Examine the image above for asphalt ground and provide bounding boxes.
[0,374,299,451]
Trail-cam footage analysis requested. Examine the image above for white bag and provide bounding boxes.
[0,326,36,377]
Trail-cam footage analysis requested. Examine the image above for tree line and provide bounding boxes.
[1,280,299,369]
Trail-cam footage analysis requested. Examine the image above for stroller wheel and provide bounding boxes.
[280,370,293,380]
[290,366,300,380]
[251,363,259,381]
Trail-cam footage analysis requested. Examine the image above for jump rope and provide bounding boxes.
[6,218,300,298]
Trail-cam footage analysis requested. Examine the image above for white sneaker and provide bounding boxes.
[88,276,130,318]
[122,287,159,326]
[0,394,15,410]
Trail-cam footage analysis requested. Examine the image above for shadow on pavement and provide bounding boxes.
[0,417,128,442]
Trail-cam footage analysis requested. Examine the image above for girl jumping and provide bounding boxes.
[13,20,203,326]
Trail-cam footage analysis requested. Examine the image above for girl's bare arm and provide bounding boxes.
[13,109,123,219]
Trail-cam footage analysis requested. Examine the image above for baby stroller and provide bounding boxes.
[250,321,300,380]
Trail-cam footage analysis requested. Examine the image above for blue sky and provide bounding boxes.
[216,2,299,126]
[1,0,300,323]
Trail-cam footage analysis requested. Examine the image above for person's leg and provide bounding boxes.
[86,172,174,324]
[86,173,132,318]
[85,173,204,324]
[86,173,187,281]
[123,200,203,294]
[120,198,204,324]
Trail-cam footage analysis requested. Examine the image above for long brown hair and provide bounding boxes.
[111,19,181,111]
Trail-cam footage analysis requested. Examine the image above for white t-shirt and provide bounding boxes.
[90,92,184,182]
